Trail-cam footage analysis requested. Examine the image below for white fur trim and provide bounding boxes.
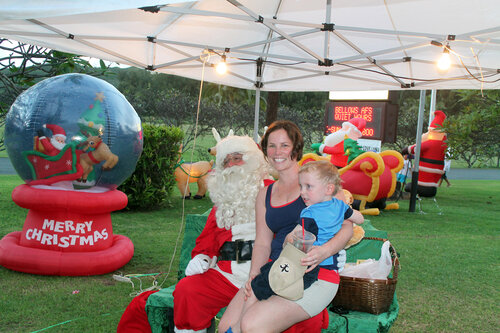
[174,327,207,333]
[417,181,439,187]
[230,223,256,241]
[324,130,346,146]
[342,121,362,137]
[215,135,258,168]
[215,262,251,289]
[418,166,444,174]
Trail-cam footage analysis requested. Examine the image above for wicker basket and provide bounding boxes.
[331,237,400,315]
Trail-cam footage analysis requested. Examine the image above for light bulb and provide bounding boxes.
[216,59,227,75]
[437,49,451,71]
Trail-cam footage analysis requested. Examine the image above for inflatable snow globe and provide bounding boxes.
[0,73,142,276]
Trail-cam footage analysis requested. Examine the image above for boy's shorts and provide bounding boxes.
[397,174,407,183]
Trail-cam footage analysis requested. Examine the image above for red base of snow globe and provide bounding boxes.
[0,184,133,276]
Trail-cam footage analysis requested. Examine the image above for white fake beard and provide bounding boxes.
[207,163,264,230]
[50,137,65,151]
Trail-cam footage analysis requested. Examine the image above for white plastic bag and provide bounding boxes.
[340,241,392,280]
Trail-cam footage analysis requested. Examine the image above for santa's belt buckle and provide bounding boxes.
[235,239,243,263]
[235,239,253,263]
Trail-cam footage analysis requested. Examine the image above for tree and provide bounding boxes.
[444,90,500,167]
[386,89,499,168]
[277,105,324,145]
[384,91,421,151]
[265,91,279,125]
[0,39,110,151]
[115,69,263,154]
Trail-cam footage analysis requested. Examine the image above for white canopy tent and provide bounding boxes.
[1,0,499,92]
[1,0,499,210]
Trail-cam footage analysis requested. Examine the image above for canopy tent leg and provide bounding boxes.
[253,87,261,142]
[409,90,426,212]
[429,89,437,124]
[253,57,264,142]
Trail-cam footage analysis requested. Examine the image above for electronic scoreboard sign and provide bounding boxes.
[324,101,398,143]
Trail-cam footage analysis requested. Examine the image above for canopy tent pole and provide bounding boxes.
[323,0,331,60]
[409,90,426,212]
[253,57,264,142]
[429,89,437,124]
[253,88,261,142]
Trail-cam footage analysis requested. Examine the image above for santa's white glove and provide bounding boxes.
[185,254,217,276]
[337,249,347,273]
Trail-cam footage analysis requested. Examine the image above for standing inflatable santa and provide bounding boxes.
[404,110,448,197]
[313,118,366,168]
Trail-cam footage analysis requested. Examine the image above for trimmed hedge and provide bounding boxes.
[119,124,184,210]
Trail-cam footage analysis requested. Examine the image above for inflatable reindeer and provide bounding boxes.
[79,136,119,182]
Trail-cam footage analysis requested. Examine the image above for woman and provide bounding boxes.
[218,120,354,333]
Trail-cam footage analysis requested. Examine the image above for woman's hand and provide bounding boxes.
[303,221,353,272]
[301,245,330,273]
[244,273,258,300]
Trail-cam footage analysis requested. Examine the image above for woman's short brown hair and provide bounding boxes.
[261,120,304,161]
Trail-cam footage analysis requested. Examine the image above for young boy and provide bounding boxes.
[249,160,364,302]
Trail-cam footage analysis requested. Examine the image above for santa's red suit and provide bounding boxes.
[173,206,255,330]
[408,134,447,187]
[408,111,447,188]
[322,140,348,168]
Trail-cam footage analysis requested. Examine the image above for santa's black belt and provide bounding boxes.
[420,157,444,165]
[219,239,253,263]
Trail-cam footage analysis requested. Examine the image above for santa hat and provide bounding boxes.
[342,117,366,137]
[44,124,66,139]
[215,135,260,168]
[429,110,446,130]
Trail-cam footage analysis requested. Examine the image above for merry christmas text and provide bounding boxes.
[24,219,108,248]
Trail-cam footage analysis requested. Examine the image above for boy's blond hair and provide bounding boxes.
[299,160,342,195]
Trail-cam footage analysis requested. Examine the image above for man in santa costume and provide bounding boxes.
[403,110,448,197]
[172,134,270,333]
[37,124,67,156]
[118,134,270,333]
[312,117,366,168]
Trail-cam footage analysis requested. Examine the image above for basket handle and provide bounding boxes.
[361,237,400,279]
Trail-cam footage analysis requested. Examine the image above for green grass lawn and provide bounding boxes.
[0,175,499,332]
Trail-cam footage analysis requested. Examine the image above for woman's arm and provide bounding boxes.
[301,220,353,272]
[249,186,274,279]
